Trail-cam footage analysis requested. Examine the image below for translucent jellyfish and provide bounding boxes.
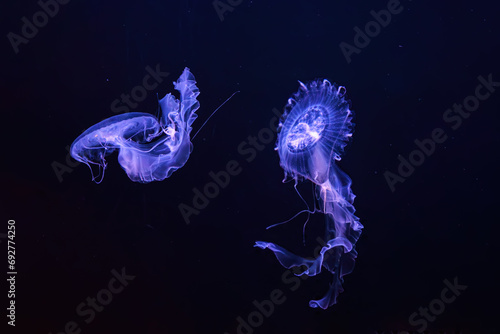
[70,67,199,183]
[255,79,363,309]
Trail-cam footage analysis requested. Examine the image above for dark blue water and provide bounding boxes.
[1,0,499,333]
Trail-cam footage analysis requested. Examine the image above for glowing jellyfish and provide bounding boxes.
[70,67,199,183]
[255,79,363,309]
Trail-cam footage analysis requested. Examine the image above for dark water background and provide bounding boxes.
[1,0,499,333]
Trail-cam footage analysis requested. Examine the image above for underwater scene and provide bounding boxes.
[2,0,499,333]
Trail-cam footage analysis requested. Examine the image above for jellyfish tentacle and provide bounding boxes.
[191,91,239,140]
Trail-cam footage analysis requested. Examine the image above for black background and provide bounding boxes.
[1,0,499,333]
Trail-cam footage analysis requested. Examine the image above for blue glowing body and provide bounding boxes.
[71,68,199,183]
[255,79,363,309]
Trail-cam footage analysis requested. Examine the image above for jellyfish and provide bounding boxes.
[70,67,200,183]
[254,79,363,309]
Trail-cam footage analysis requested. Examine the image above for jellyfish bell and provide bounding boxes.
[276,79,354,185]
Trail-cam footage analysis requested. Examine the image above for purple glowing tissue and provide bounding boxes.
[71,68,199,183]
[255,79,363,309]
